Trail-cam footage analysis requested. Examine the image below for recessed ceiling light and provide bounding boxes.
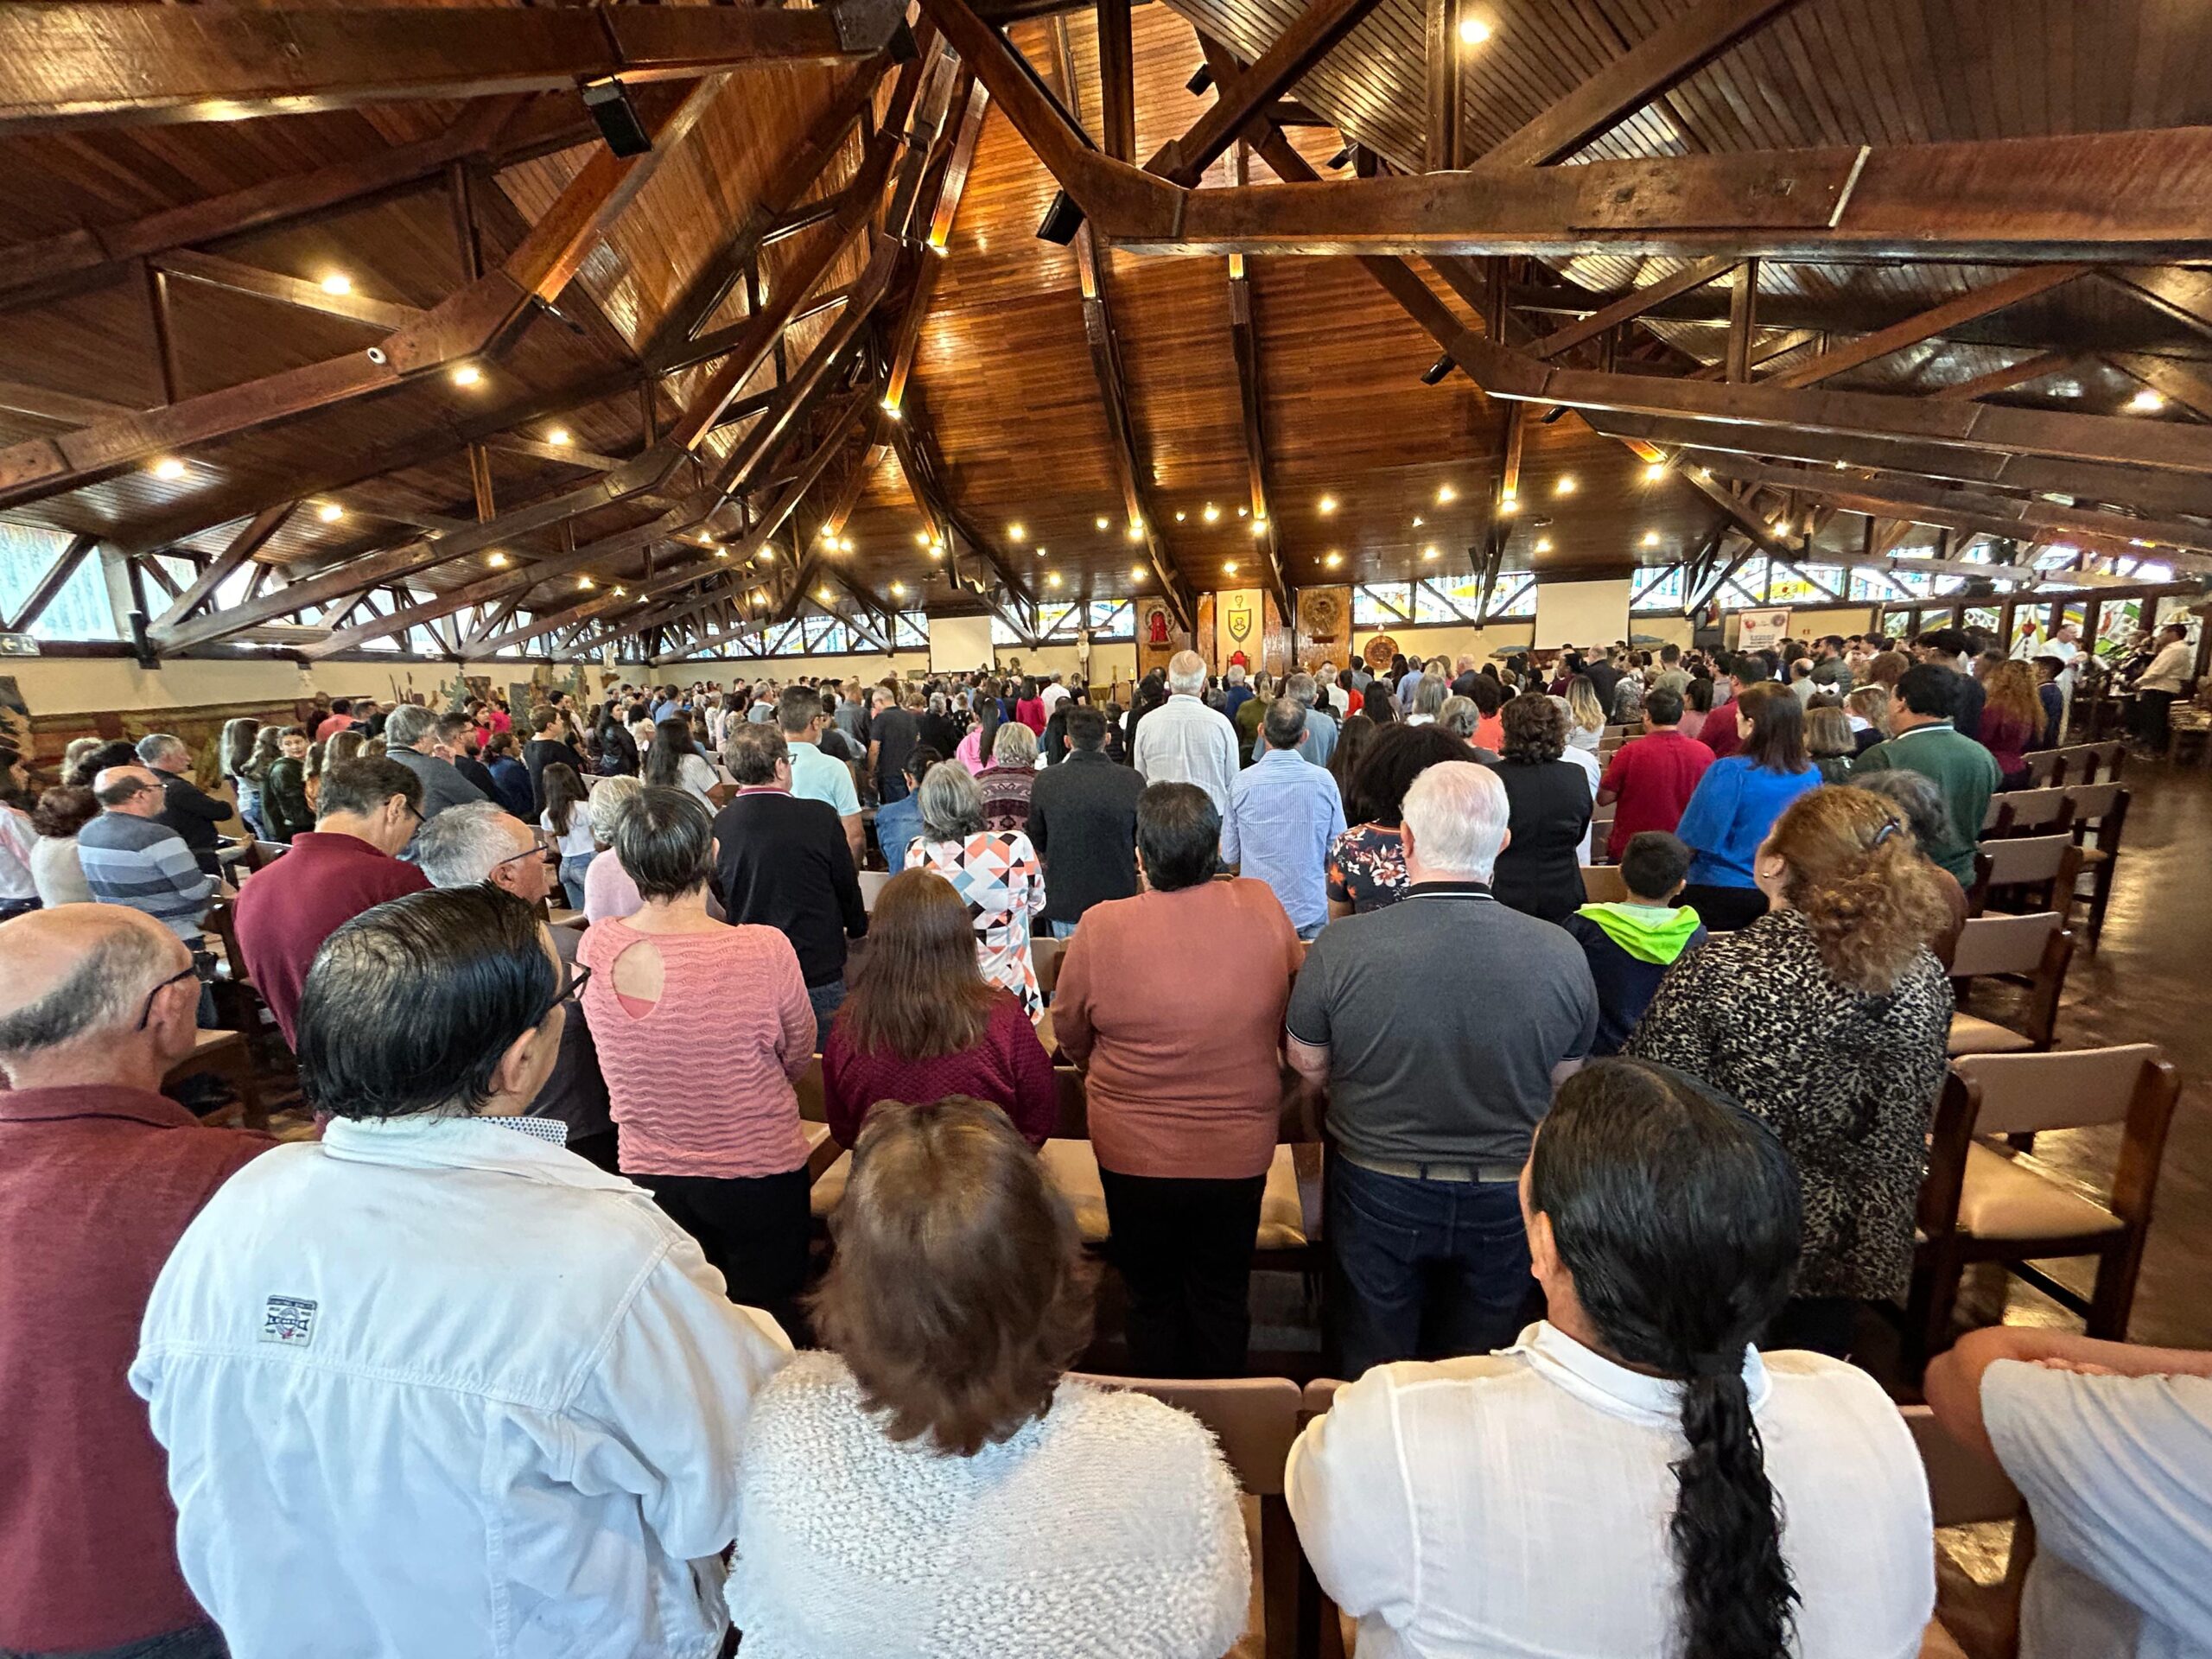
[451,365,482,388]
[1224,561,1240,576]
[879,398,903,421]
[891,582,906,596]
[1007,522,1026,541]
[1554,475,1577,495]
[1319,494,1338,514]
[1324,550,1343,569]
[1422,545,1440,561]
[819,587,834,602]
[1535,537,1553,553]
[487,551,508,568]
[150,456,188,480]
[1437,485,1456,504]
[317,501,344,523]
[1130,564,1147,582]
[840,537,856,554]
[1046,571,1063,588]
[1643,530,1660,546]
[1459,15,1491,45]
[757,547,774,563]
[1497,493,1518,513]
[915,531,931,547]
[1203,503,1220,523]
[1033,546,1046,557]
[1174,510,1186,522]
[320,273,352,296]
[1096,515,1110,531]
[1126,522,1144,542]
[1249,518,1268,536]
[577,575,594,590]
[927,543,943,560]
[1643,461,1668,482]
[2128,389,2164,413]
[1237,505,1249,517]
[547,428,571,446]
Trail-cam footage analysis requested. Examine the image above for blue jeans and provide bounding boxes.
[806,978,846,1052]
[557,853,591,911]
[1049,920,1080,940]
[1325,1156,1535,1378]
[4,1621,227,1658]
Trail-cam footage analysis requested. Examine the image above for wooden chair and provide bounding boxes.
[1031,932,1064,999]
[1580,864,1628,904]
[2017,749,2063,787]
[1980,788,2073,839]
[2054,740,2125,786]
[545,906,585,931]
[163,1028,268,1131]
[1072,1375,1306,1659]
[1902,1404,2031,1658]
[856,868,891,912]
[1588,807,1616,858]
[2061,783,2130,948]
[1912,1046,2179,1358]
[1967,835,2082,918]
[1946,913,2073,1056]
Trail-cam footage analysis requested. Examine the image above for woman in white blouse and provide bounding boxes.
[1288,1059,1934,1659]
[726,1096,1249,1658]
[643,716,720,808]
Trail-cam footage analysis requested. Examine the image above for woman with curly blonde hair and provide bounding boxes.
[1628,785,1952,1357]
[1978,658,2046,789]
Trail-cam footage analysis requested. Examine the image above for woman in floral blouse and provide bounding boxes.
[906,761,1047,1014]
[1629,785,1953,1359]
[1324,725,1466,918]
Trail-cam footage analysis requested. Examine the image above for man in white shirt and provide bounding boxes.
[1926,1324,2212,1659]
[132,885,790,1659]
[779,684,864,865]
[1132,650,1240,814]
[2130,622,2196,753]
[1287,1059,1931,1659]
[1039,673,1071,717]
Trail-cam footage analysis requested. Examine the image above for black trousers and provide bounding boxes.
[1676,881,1770,932]
[2134,688,2177,751]
[636,1166,811,1332]
[1098,1168,1265,1378]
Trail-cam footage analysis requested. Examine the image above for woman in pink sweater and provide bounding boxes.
[579,785,815,1325]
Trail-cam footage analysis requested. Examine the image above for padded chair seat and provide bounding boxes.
[1037,1141,1311,1250]
[810,1147,851,1216]
[1919,1619,1970,1659]
[1955,1142,2124,1242]
[1947,1012,2037,1056]
[2077,845,2110,865]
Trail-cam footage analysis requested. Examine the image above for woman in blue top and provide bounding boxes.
[1672,682,1821,931]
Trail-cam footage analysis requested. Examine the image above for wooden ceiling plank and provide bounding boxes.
[1767,264,2094,390]
[1147,0,1388,188]
[1532,256,1738,361]
[0,4,889,135]
[152,248,426,332]
[1481,0,1815,168]
[151,501,299,630]
[3,533,98,633]
[0,379,134,426]
[1929,350,2081,403]
[482,436,626,473]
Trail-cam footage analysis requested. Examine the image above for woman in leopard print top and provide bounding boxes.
[1629,785,1954,1355]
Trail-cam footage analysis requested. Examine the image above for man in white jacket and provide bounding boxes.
[133,885,791,1659]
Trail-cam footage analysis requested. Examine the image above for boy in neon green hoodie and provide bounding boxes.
[1564,831,1708,1054]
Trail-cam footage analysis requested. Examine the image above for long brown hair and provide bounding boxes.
[1765,786,1948,994]
[1982,658,2044,732]
[836,869,999,1058]
[812,1096,1094,1456]
[1736,682,1807,773]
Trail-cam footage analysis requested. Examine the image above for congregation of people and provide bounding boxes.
[1,620,2206,1659]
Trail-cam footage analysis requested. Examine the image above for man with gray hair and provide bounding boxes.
[1287,761,1598,1375]
[412,801,616,1171]
[0,904,273,1658]
[1222,696,1344,939]
[137,732,235,874]
[1284,671,1337,768]
[1133,649,1240,813]
[383,702,489,830]
[77,765,231,956]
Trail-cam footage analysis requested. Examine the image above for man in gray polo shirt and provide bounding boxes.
[1289,760,1598,1376]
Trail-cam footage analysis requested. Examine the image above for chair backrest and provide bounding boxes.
[1052,1065,1088,1139]
[857,868,891,912]
[1901,1405,2020,1528]
[2063,782,2123,828]
[1975,833,2076,888]
[1948,911,2063,980]
[2019,749,2062,786]
[1952,1043,2165,1137]
[795,1054,826,1122]
[1580,864,1628,904]
[1989,787,2073,834]
[1071,1374,1301,1496]
[1301,1378,1344,1418]
[1032,934,1064,996]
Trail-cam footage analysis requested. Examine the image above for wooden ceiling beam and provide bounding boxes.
[149,249,426,332]
[150,501,298,630]
[1096,0,1136,162]
[480,436,627,473]
[1224,149,1290,618]
[0,3,895,135]
[1529,256,1738,361]
[1483,0,1812,167]
[1766,264,2093,389]
[1147,0,1384,188]
[1929,350,2081,403]
[0,79,722,513]
[1423,0,1465,172]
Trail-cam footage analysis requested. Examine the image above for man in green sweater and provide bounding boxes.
[1852,663,1999,886]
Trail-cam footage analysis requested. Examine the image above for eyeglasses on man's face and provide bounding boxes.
[136,962,207,1030]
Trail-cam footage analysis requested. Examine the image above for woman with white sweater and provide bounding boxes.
[726,1096,1249,1658]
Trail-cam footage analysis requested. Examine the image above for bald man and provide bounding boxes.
[0,906,273,1658]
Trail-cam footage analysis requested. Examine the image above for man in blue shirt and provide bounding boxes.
[1221,697,1346,939]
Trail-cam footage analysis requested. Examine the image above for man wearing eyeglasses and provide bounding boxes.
[231,757,429,1052]
[0,904,275,1659]
[75,766,233,986]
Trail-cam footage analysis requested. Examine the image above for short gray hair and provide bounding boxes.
[412,802,531,888]
[134,733,187,767]
[1226,664,1248,686]
[1166,650,1206,696]
[1413,677,1447,718]
[918,761,985,842]
[1285,672,1318,709]
[587,774,644,845]
[1402,761,1510,882]
[991,722,1037,767]
[385,703,439,750]
[1437,695,1479,740]
[0,922,169,1061]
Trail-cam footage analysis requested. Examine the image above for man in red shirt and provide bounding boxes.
[1700,655,1770,760]
[312,696,358,743]
[1596,685,1713,860]
[0,903,275,1657]
[233,755,427,1048]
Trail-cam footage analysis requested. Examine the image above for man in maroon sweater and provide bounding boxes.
[0,904,275,1657]
[233,755,428,1049]
[1700,654,1771,760]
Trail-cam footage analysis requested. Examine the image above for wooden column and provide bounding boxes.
[1096,0,1135,162]
[1424,0,1463,171]
[1726,257,1758,383]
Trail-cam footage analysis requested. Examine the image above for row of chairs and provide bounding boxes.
[2015,740,2126,788]
[1980,782,2129,946]
[1061,1369,2030,1659]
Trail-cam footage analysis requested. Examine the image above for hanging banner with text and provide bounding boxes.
[1736,608,1793,652]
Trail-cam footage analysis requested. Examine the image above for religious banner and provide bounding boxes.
[1213,587,1262,675]
[1736,608,1792,652]
[1294,586,1350,671]
[1135,598,1185,680]
[1363,633,1402,671]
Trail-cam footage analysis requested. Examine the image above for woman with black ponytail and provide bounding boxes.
[1287,1059,1932,1659]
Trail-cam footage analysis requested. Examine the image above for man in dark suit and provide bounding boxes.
[1028,705,1147,940]
[137,733,233,875]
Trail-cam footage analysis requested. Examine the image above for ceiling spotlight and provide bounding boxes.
[150,456,188,480]
[450,364,482,388]
[752,589,768,606]
[1203,503,1220,523]
[487,551,508,568]
[1033,546,1046,557]
[613,585,626,597]
[1436,485,1456,504]
[819,588,835,603]
[2128,388,2164,413]
[1422,545,1440,561]
[915,531,931,547]
[1174,510,1186,522]
[1498,493,1518,513]
[1420,354,1455,386]
[1459,15,1492,45]
[1224,561,1240,576]
[1326,144,1354,171]
[1535,537,1553,553]
[879,398,904,421]
[316,501,344,523]
[1319,494,1338,513]
[1126,521,1144,542]
[1237,505,1249,517]
[1130,564,1148,582]
[1324,550,1343,569]
[1249,517,1268,536]
[891,582,907,597]
[756,547,774,563]
[1554,475,1577,495]
[1007,522,1026,542]
[320,272,353,296]
[840,537,856,554]
[1694,466,1711,479]
[1046,571,1063,588]
[1412,515,1424,527]
[927,543,944,560]
[577,576,594,590]
[1096,515,1111,531]
[547,428,572,447]
[1643,461,1668,482]
[1643,530,1660,547]
[715,546,730,559]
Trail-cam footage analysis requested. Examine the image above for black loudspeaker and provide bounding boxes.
[1421,354,1455,385]
[582,79,652,158]
[1185,63,1214,95]
[1036,190,1084,245]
